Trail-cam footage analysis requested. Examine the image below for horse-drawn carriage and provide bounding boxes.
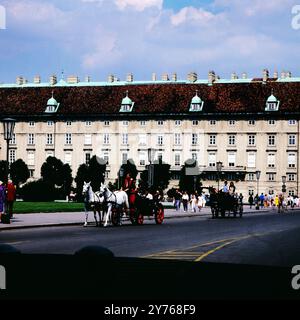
[111,192,165,226]
[209,188,243,219]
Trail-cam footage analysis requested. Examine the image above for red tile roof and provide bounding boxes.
[0,82,299,116]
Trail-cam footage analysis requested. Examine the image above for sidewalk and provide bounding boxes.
[0,206,272,231]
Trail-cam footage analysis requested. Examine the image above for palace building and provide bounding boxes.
[1,69,300,196]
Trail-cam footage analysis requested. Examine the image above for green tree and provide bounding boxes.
[179,159,202,194]
[118,159,138,188]
[10,159,30,187]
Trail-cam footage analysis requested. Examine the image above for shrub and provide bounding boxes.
[20,180,56,202]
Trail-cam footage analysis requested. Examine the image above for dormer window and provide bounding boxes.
[265,91,280,111]
[120,91,134,113]
[189,91,204,112]
[45,91,60,113]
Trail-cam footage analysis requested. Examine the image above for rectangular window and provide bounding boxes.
[157,135,163,146]
[123,121,128,126]
[64,152,72,166]
[138,134,147,146]
[192,120,198,126]
[268,135,276,146]
[29,121,35,127]
[85,153,91,165]
[228,153,236,167]
[47,121,54,126]
[175,120,181,126]
[248,135,256,146]
[175,154,181,167]
[209,135,216,145]
[65,133,72,145]
[157,121,164,126]
[247,153,256,168]
[268,173,275,181]
[288,120,296,125]
[289,190,296,196]
[122,133,128,145]
[192,133,198,145]
[288,174,296,182]
[27,152,35,166]
[47,134,53,145]
[66,121,72,126]
[248,173,255,181]
[28,134,35,145]
[158,153,163,162]
[139,152,146,166]
[104,133,110,145]
[9,149,16,164]
[228,120,236,126]
[228,135,236,145]
[289,135,296,146]
[192,153,197,161]
[84,134,92,145]
[104,121,110,126]
[208,153,216,167]
[86,121,92,127]
[210,120,216,125]
[288,153,296,168]
[104,153,109,165]
[174,133,181,145]
[140,121,146,126]
[268,120,276,125]
[121,153,127,164]
[9,134,16,145]
[248,120,256,126]
[267,154,276,168]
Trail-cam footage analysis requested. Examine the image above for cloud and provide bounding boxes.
[115,0,163,11]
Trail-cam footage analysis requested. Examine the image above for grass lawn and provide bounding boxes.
[14,202,84,214]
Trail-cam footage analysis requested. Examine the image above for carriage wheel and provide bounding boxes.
[111,208,120,226]
[136,211,144,225]
[155,206,164,225]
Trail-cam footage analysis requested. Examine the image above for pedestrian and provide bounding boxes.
[254,194,260,210]
[197,194,203,212]
[182,191,189,212]
[201,193,207,208]
[259,193,264,208]
[0,181,6,217]
[248,194,254,209]
[6,179,16,219]
[222,181,229,193]
[229,182,236,195]
[190,194,197,213]
[174,189,182,211]
[274,195,279,208]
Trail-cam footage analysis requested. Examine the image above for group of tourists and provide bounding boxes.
[172,189,208,212]
[0,179,17,219]
[248,193,299,211]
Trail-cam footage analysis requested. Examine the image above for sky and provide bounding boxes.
[0,0,300,83]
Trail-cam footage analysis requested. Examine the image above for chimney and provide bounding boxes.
[273,71,278,79]
[187,72,197,83]
[281,71,286,79]
[16,76,23,85]
[152,73,157,81]
[172,73,178,82]
[67,75,79,84]
[34,75,41,84]
[231,72,238,80]
[263,69,269,82]
[242,72,247,79]
[208,70,216,85]
[85,76,91,83]
[162,73,169,81]
[126,73,133,82]
[108,74,114,83]
[286,71,292,78]
[49,75,57,85]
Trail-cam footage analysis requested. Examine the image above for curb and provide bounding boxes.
[0,209,272,231]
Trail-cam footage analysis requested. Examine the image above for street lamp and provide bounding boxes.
[216,161,223,191]
[282,175,287,198]
[119,167,124,190]
[255,170,261,210]
[2,118,16,184]
[147,148,155,189]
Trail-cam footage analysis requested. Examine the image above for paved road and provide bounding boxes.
[1,209,300,267]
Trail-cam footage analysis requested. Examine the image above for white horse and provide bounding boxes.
[82,182,105,227]
[99,183,129,227]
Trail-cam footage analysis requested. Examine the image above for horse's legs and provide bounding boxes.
[93,208,99,227]
[104,205,111,227]
[84,203,89,227]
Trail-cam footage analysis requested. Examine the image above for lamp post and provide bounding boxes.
[2,118,16,184]
[255,170,261,210]
[282,175,286,200]
[147,148,155,189]
[119,167,124,190]
[216,161,223,191]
